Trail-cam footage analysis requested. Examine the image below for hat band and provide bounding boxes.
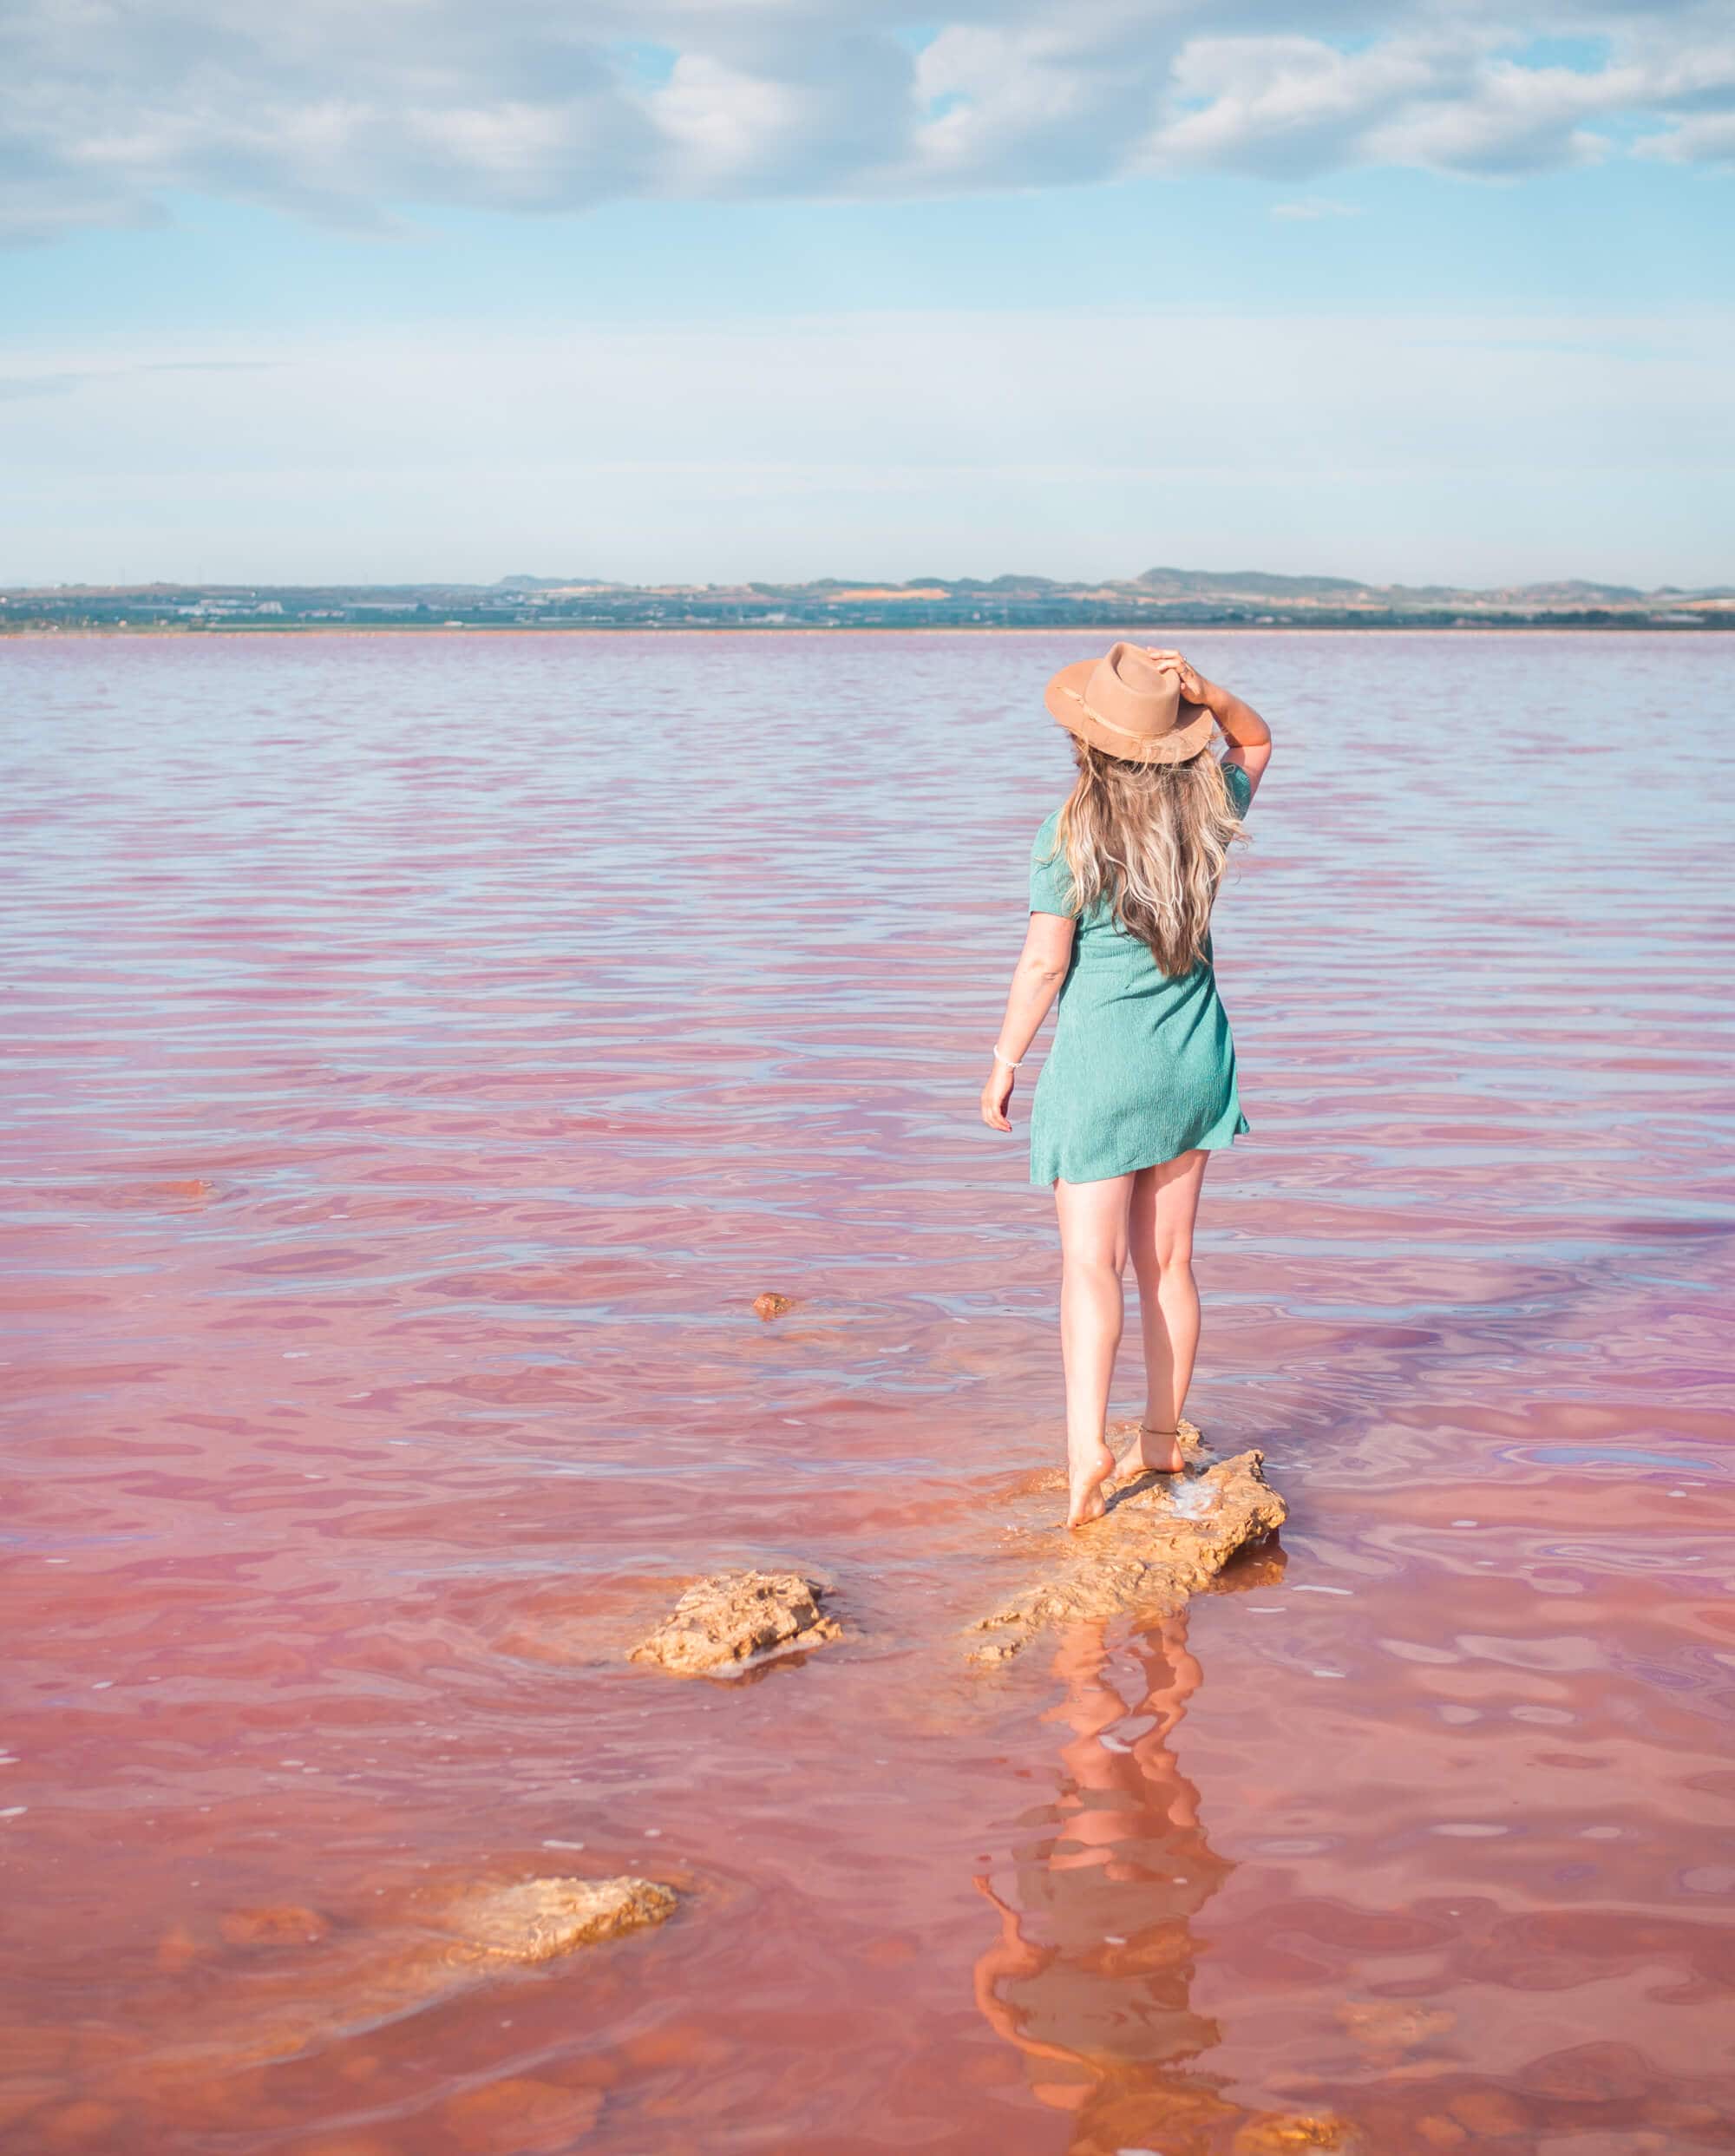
[1059,684,1182,747]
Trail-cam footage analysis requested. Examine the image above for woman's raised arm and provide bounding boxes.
[1142,648,1273,800]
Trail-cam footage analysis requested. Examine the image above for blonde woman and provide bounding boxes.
[981,644,1272,1528]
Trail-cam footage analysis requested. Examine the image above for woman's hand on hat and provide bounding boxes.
[1141,648,1209,704]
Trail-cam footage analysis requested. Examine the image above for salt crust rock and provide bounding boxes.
[433,1876,678,1964]
[629,1569,841,1675]
[968,1450,1287,1664]
[1064,2077,1355,2153]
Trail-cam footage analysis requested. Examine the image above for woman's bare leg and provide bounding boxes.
[1122,1149,1210,1475]
[1053,1172,1135,1527]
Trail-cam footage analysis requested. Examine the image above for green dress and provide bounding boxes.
[1027,759,1253,1188]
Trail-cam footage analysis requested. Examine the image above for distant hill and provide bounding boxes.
[492,573,612,591]
[1137,566,1372,598]
[1133,567,1735,606]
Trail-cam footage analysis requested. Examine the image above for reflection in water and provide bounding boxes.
[979,1601,1352,2156]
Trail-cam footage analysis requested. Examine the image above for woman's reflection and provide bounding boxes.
[974,1601,1280,2153]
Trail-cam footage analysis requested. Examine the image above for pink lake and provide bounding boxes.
[2,628,1733,2155]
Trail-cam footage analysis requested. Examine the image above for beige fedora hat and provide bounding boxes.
[1044,641,1215,765]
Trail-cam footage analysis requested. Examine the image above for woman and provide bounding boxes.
[981,643,1272,1529]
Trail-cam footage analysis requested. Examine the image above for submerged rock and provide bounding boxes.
[1337,1997,1457,2054]
[103,1876,678,2089]
[434,1876,677,1964]
[218,1904,331,1949]
[1232,2114,1361,2154]
[751,1291,797,1319]
[968,1450,1287,1664]
[441,2076,606,2153]
[629,1569,841,1675]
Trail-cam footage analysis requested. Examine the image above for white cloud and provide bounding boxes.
[1154,33,1462,177]
[0,1,1732,243]
[1271,198,1362,218]
[1639,109,1735,161]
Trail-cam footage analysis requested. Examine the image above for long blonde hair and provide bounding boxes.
[1051,741,1247,976]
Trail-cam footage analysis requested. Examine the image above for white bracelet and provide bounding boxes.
[992,1045,1023,1069]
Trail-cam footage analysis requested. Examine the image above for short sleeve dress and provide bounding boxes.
[1026,758,1254,1188]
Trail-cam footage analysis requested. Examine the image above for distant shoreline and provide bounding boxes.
[3,619,1730,640]
[8,563,1728,637]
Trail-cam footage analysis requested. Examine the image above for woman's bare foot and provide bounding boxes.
[1065,1441,1116,1529]
[1114,1420,1192,1478]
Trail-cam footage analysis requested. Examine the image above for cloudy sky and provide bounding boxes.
[3,0,1732,586]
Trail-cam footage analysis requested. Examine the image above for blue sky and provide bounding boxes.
[3,1,1731,587]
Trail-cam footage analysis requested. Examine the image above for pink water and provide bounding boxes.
[3,629,1732,2156]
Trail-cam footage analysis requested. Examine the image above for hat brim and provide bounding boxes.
[1044,659,1215,766]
